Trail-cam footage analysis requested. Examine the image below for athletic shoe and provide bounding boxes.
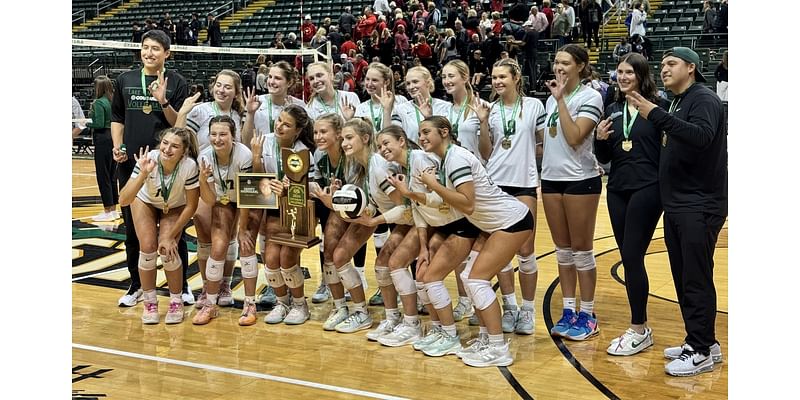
[264,302,290,324]
[334,310,373,333]
[301,266,311,279]
[462,340,513,367]
[118,287,143,307]
[110,210,121,220]
[369,288,384,306]
[565,311,599,341]
[311,283,331,303]
[412,326,443,351]
[365,317,400,341]
[218,284,234,307]
[456,334,489,359]
[181,289,195,306]
[258,286,277,307]
[417,297,429,315]
[238,301,257,326]
[141,302,159,324]
[322,306,349,331]
[91,211,117,222]
[468,313,480,326]
[194,285,208,309]
[453,298,475,321]
[664,345,714,377]
[421,330,462,357]
[501,305,519,333]
[284,302,310,325]
[378,322,422,347]
[550,309,577,337]
[607,328,654,356]
[514,306,535,335]
[664,342,723,363]
[165,301,185,324]
[192,303,218,325]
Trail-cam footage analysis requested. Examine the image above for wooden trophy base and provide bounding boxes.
[268,198,320,249]
[270,233,321,249]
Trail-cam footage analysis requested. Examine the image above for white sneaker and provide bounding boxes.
[110,210,121,220]
[514,306,535,335]
[378,322,422,347]
[607,328,654,356]
[501,305,519,333]
[453,298,475,321]
[164,301,185,324]
[322,306,350,331]
[421,331,462,357]
[181,290,196,306]
[334,310,373,333]
[92,211,117,222]
[412,326,443,351]
[365,318,401,341]
[284,302,310,325]
[462,340,513,367]
[141,302,159,324]
[311,283,331,303]
[264,302,290,324]
[118,288,143,307]
[664,345,714,377]
[456,334,489,359]
[664,342,723,363]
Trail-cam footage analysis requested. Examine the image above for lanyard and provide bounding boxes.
[622,101,639,141]
[158,158,180,206]
[548,84,582,126]
[414,96,433,127]
[211,101,224,116]
[500,96,521,138]
[318,91,340,114]
[266,96,275,132]
[273,138,284,179]
[449,98,467,137]
[437,144,452,186]
[140,67,165,100]
[323,152,344,185]
[369,100,382,130]
[212,146,234,194]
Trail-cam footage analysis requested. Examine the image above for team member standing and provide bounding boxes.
[595,53,666,355]
[626,47,727,377]
[386,66,451,144]
[118,127,200,324]
[112,30,192,307]
[541,44,604,341]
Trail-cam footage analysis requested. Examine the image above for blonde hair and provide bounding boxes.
[406,66,435,93]
[443,60,475,121]
[367,62,395,93]
[343,118,375,184]
[305,62,334,106]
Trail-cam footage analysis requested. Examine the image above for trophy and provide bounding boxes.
[269,148,321,248]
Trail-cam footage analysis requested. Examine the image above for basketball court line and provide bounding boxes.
[72,267,129,282]
[72,343,409,400]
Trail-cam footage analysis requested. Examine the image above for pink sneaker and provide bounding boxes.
[141,302,159,324]
[165,301,185,324]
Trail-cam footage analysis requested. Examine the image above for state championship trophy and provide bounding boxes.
[269,148,321,248]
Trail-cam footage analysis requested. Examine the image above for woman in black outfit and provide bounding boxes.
[595,53,667,357]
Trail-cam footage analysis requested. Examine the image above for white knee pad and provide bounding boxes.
[336,262,362,290]
[265,267,285,288]
[257,233,266,254]
[466,279,496,311]
[391,268,416,296]
[425,281,451,310]
[281,265,305,289]
[322,262,341,285]
[226,240,239,261]
[573,250,596,271]
[197,242,211,261]
[138,251,157,271]
[162,255,182,272]
[373,230,389,248]
[556,247,574,266]
[375,266,392,287]
[240,255,259,279]
[518,254,538,274]
[205,257,224,281]
[500,262,513,273]
[416,281,431,305]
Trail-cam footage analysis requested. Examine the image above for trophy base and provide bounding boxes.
[269,233,321,249]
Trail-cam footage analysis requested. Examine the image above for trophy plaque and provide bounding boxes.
[269,148,321,249]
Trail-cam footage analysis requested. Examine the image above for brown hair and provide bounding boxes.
[557,44,592,79]
[207,115,237,141]
[376,125,422,150]
[269,60,298,90]
[421,115,458,145]
[159,127,199,161]
[93,75,114,101]
[616,52,659,103]
[211,69,246,116]
[280,104,316,151]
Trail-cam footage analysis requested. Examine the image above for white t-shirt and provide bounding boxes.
[186,102,243,152]
[448,97,489,161]
[354,95,408,132]
[541,86,603,181]
[198,142,253,203]
[132,150,200,210]
[485,97,546,188]
[259,134,316,181]
[253,95,307,135]
[393,98,451,144]
[306,90,361,120]
[400,149,463,228]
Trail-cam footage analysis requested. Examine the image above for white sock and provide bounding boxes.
[563,297,576,312]
[334,298,347,309]
[244,296,255,304]
[431,320,442,327]
[404,315,419,325]
[386,308,401,320]
[522,299,535,310]
[169,292,182,303]
[277,294,290,305]
[354,301,367,313]
[207,293,218,304]
[443,324,457,336]
[580,300,594,315]
[479,326,488,335]
[144,289,157,303]
[502,293,518,308]
[488,334,504,344]
[293,296,305,306]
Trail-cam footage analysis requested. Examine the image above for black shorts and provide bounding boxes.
[498,185,538,198]
[434,218,481,239]
[501,210,534,233]
[540,176,603,195]
[266,208,281,218]
[315,200,331,227]
[375,222,390,234]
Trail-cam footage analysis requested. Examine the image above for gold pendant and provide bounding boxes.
[403,208,412,221]
[501,137,512,149]
[622,140,633,152]
[163,205,169,214]
[438,203,450,214]
[549,126,557,138]
[220,195,230,205]
[142,103,152,114]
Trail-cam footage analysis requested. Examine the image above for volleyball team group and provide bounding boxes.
[110,29,727,375]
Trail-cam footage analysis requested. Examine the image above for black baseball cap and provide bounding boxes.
[662,47,706,82]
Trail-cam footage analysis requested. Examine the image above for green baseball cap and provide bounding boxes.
[663,47,706,82]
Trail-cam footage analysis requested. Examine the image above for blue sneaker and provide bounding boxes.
[550,309,577,337]
[565,311,599,341]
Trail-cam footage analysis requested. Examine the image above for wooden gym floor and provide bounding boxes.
[72,158,727,399]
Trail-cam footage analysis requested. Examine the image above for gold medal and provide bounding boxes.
[549,126,557,138]
[403,208,412,221]
[163,205,169,214]
[622,140,633,152]
[220,194,230,205]
[501,137,512,149]
[438,203,450,214]
[142,103,152,114]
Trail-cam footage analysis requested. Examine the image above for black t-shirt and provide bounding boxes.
[111,67,189,156]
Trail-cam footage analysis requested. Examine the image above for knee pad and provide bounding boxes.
[205,257,224,281]
[518,254,538,274]
[573,250,596,271]
[415,281,430,305]
[240,255,259,279]
[466,279,496,311]
[500,262,513,273]
[257,233,266,254]
[322,262,341,285]
[336,262,362,290]
[556,247,574,266]
[138,251,157,271]
[390,268,416,296]
[265,267,285,288]
[281,265,305,289]
[197,242,211,261]
[424,281,451,310]
[375,266,392,287]
[373,230,389,248]
[162,256,182,272]
[226,240,239,261]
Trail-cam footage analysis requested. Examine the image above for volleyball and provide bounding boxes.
[332,184,368,219]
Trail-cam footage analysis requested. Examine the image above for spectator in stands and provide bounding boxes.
[342,71,356,92]
[552,4,571,47]
[176,16,188,46]
[440,28,459,65]
[453,19,469,61]
[189,13,200,46]
[561,0,576,44]
[207,13,222,47]
[446,1,460,30]
[354,54,370,84]
[715,50,728,101]
[395,24,410,57]
[714,0,727,34]
[284,32,300,49]
[311,27,329,49]
[479,11,493,38]
[583,0,601,50]
[465,9,480,38]
[340,33,358,58]
[302,15,317,47]
[482,28,502,67]
[412,35,434,69]
[629,2,646,38]
[426,24,439,46]
[341,53,355,74]
[333,63,344,89]
[491,0,504,13]
[467,33,482,58]
[374,0,392,17]
[393,9,409,33]
[72,96,86,139]
[379,28,394,65]
[529,6,549,36]
[87,75,119,223]
[145,19,157,33]
[391,56,407,78]
[469,49,489,89]
[357,6,379,40]
[613,37,632,62]
[376,14,389,36]
[425,2,443,28]
[328,25,344,50]
[132,22,144,43]
[160,12,171,30]
[541,0,555,39]
[491,11,503,34]
[630,34,649,60]
[702,1,717,34]
[162,17,176,44]
[521,21,540,88]
[256,64,268,95]
[340,6,357,36]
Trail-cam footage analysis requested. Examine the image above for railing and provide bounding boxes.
[72,10,86,24]
[210,1,236,19]
[97,0,123,16]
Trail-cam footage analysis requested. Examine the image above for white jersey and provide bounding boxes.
[253,95,307,135]
[313,149,359,186]
[541,86,604,181]
[260,134,317,181]
[448,97,489,161]
[306,90,361,120]
[393,98,451,144]
[404,149,463,228]
[186,102,243,152]
[359,154,401,216]
[354,95,408,132]
[198,142,253,203]
[485,97,546,188]
[441,145,528,233]
[132,150,199,210]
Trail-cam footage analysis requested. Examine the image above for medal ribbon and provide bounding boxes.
[369,100,382,130]
[500,96,521,139]
[158,158,180,208]
[437,144,453,186]
[319,91,340,114]
[141,68,165,107]
[324,152,344,186]
[622,101,639,142]
[266,96,275,132]
[548,83,582,127]
[413,95,433,127]
[273,138,284,180]
[449,98,467,138]
[212,146,234,197]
